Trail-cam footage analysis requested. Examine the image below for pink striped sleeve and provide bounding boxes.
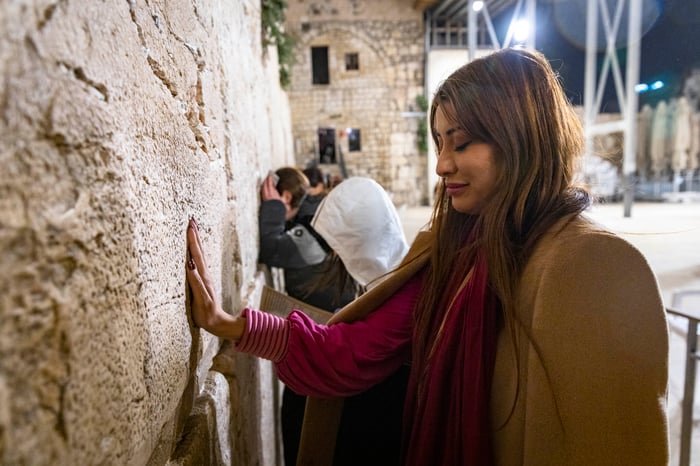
[234,308,290,362]
[233,273,423,397]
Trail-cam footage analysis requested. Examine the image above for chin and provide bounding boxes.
[450,199,483,215]
[451,205,479,215]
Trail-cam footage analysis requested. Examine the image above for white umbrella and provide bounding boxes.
[636,104,653,179]
[688,112,700,172]
[650,100,668,176]
[672,97,692,172]
[686,112,700,192]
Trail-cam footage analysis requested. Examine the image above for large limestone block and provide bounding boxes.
[1,0,293,464]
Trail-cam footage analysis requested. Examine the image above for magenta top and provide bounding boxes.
[235,274,422,397]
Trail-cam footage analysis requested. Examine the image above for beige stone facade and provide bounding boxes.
[1,1,292,464]
[285,0,430,206]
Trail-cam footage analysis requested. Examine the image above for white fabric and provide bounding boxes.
[311,177,409,287]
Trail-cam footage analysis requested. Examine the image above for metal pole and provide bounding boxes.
[525,0,536,49]
[468,0,476,61]
[670,291,700,466]
[622,0,642,217]
[424,9,433,207]
[583,0,598,177]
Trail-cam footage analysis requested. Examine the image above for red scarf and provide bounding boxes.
[403,253,498,465]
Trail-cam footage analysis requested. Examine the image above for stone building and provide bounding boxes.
[284,0,431,206]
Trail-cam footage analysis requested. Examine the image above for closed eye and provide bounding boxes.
[455,141,472,152]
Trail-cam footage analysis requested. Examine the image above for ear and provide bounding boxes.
[280,191,298,220]
[281,190,293,206]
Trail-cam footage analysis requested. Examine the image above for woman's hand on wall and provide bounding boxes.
[186,218,244,341]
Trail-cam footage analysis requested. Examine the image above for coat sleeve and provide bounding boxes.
[525,231,669,465]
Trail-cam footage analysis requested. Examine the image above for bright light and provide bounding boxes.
[346,128,353,135]
[634,81,664,93]
[513,19,530,43]
[472,1,484,12]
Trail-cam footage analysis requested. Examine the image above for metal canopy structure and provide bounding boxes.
[583,0,642,217]
[425,0,534,54]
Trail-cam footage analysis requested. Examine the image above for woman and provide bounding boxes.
[186,48,669,465]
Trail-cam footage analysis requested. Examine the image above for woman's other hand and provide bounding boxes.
[186,218,244,341]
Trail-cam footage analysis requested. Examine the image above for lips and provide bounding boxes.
[445,183,468,195]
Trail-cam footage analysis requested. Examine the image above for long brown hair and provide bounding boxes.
[413,48,591,403]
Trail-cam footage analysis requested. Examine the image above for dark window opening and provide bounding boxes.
[347,129,361,152]
[318,127,336,164]
[311,46,329,85]
[345,53,359,71]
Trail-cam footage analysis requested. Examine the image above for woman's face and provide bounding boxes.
[433,104,499,214]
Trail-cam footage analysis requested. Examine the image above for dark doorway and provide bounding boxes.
[311,46,329,85]
[347,128,361,152]
[318,128,336,164]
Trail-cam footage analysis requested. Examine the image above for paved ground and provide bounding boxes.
[397,201,700,465]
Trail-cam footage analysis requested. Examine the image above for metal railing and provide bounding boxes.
[667,290,700,466]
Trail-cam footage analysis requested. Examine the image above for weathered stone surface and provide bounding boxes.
[0,1,292,464]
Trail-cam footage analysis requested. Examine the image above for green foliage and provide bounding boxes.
[415,94,428,112]
[261,0,295,88]
[416,95,429,154]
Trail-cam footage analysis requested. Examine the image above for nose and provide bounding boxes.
[435,150,456,178]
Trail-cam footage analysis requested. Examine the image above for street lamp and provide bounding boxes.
[513,19,531,44]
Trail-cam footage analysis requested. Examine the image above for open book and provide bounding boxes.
[260,285,333,324]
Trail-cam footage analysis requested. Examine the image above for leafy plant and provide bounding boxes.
[261,0,295,88]
[416,95,429,154]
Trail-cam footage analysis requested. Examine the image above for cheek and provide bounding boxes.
[476,159,500,198]
[485,166,500,190]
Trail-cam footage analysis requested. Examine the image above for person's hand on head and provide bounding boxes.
[261,173,282,202]
[185,218,244,340]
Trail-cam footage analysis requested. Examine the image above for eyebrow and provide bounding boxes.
[435,126,461,138]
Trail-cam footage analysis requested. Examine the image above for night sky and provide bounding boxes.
[500,0,700,112]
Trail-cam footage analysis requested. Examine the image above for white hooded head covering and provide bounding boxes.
[311,177,409,287]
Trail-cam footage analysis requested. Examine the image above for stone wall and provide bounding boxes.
[0,1,291,465]
[285,0,429,206]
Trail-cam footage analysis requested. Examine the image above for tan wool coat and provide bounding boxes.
[297,215,670,465]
